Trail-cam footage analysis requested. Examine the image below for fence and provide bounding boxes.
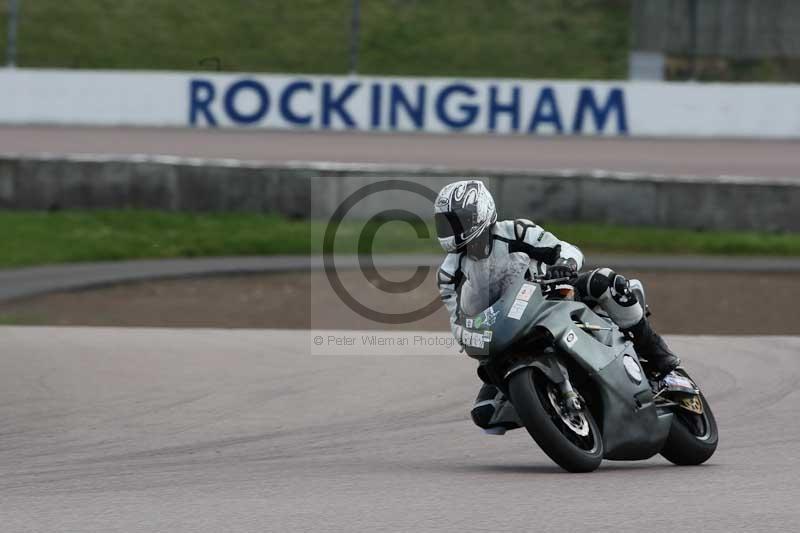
[631,0,800,81]
[632,0,800,59]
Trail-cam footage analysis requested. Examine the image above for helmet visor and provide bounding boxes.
[435,208,476,240]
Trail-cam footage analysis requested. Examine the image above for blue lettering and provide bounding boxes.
[571,87,627,134]
[527,87,563,134]
[279,81,313,126]
[389,84,426,129]
[189,79,217,127]
[435,84,479,130]
[488,85,520,132]
[370,83,382,129]
[321,82,360,128]
[224,79,270,125]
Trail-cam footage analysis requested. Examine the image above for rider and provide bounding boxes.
[434,180,681,434]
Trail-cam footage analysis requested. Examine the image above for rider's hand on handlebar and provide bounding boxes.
[545,265,578,282]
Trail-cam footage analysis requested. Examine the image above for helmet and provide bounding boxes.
[434,180,497,255]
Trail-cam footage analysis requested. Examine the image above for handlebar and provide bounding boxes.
[531,275,577,285]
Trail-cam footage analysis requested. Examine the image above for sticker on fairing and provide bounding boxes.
[507,299,528,320]
[467,332,484,349]
[564,330,578,348]
[473,307,498,329]
[516,283,537,302]
[482,330,493,342]
[462,329,484,348]
[465,318,474,329]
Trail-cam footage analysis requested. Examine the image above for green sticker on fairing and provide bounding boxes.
[473,307,499,329]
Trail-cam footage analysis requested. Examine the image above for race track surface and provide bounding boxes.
[2,126,800,178]
[1,327,798,531]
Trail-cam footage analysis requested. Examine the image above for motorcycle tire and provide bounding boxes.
[660,392,718,466]
[509,367,603,473]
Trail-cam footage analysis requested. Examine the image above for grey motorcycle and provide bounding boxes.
[459,273,718,473]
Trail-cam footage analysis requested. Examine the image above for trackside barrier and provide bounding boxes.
[1,154,798,232]
[0,69,799,138]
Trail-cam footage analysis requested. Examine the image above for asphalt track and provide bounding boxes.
[0,327,798,532]
[2,126,800,178]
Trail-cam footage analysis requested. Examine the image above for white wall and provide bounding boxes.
[1,68,798,138]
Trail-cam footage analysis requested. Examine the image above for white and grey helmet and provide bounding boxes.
[434,180,497,253]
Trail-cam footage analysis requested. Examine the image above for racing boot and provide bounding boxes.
[623,317,681,380]
[470,384,521,435]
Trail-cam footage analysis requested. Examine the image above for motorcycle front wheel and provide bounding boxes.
[509,367,603,473]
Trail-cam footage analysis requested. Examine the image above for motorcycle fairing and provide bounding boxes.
[464,275,674,461]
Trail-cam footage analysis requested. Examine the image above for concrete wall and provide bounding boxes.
[3,69,800,138]
[1,154,799,232]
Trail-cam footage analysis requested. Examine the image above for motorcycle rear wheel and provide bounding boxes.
[660,391,718,466]
[509,367,603,473]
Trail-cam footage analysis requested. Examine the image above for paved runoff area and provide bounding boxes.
[1,327,799,531]
[2,126,800,178]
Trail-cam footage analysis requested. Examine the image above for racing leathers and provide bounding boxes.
[437,218,680,433]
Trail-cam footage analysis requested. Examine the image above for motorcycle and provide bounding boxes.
[458,273,718,473]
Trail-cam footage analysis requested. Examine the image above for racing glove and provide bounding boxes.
[545,264,578,282]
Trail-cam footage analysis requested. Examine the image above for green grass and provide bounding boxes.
[0,313,46,325]
[0,210,439,268]
[0,0,630,79]
[544,223,800,257]
[3,210,800,269]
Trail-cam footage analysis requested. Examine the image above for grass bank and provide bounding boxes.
[3,210,800,269]
[0,0,629,79]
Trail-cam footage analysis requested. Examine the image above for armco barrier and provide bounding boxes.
[1,153,799,232]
